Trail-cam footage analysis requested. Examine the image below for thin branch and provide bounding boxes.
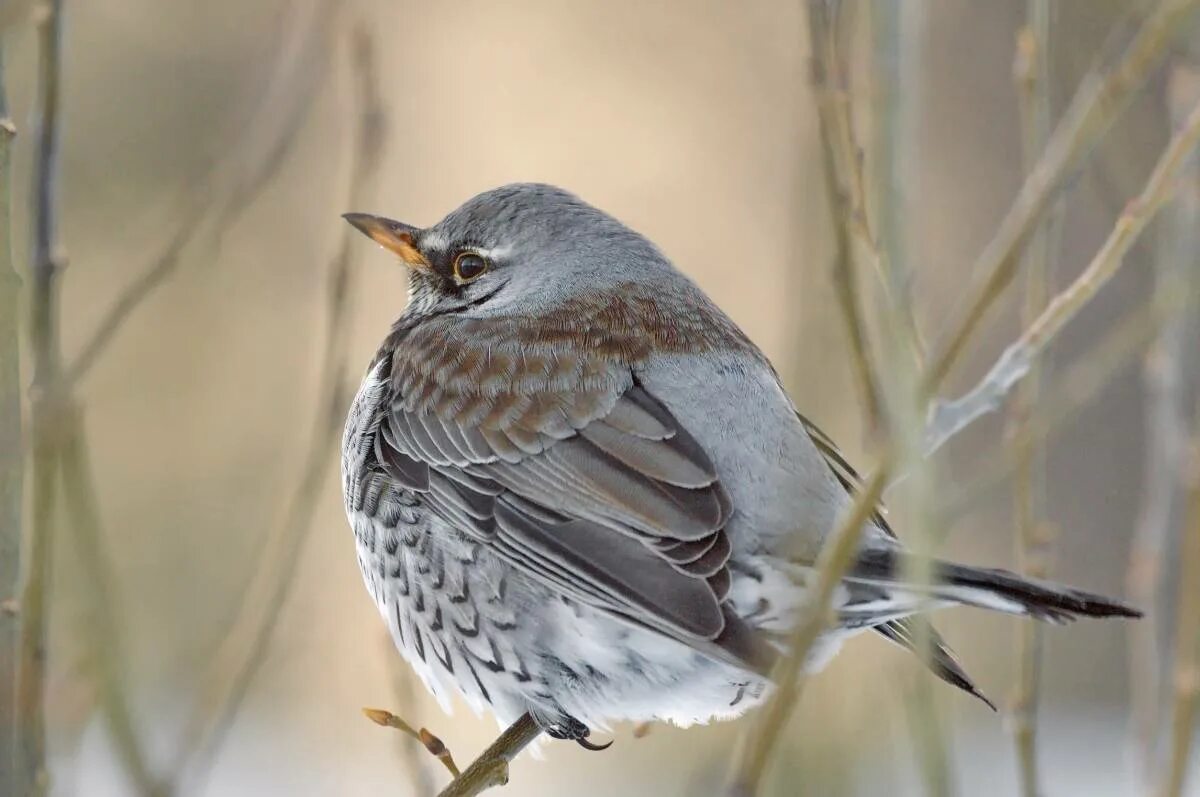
[924,0,1200,394]
[384,637,439,796]
[726,460,892,797]
[174,23,387,790]
[435,714,543,797]
[1007,4,1062,794]
[64,0,336,386]
[868,3,955,793]
[866,0,926,374]
[1157,438,1200,797]
[57,411,163,796]
[363,708,461,780]
[939,290,1183,528]
[805,0,885,433]
[925,92,1200,454]
[1128,59,1200,787]
[0,33,21,796]
[16,4,66,794]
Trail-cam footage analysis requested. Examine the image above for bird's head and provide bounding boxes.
[344,183,674,318]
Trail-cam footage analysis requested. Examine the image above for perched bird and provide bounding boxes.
[341,184,1138,742]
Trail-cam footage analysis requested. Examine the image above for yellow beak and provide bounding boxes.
[342,213,430,269]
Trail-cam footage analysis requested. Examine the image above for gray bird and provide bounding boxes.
[341,183,1137,743]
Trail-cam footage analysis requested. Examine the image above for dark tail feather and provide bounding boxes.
[852,548,1143,624]
[874,618,996,711]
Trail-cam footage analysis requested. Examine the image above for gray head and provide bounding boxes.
[344,184,677,318]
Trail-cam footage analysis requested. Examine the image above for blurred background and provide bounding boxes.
[1,0,1198,795]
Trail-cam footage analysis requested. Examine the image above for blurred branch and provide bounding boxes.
[363,708,461,780]
[15,5,163,794]
[0,35,21,796]
[925,92,1200,454]
[939,288,1184,527]
[435,713,542,797]
[1007,4,1063,795]
[726,460,891,797]
[924,0,1200,395]
[1128,59,1200,789]
[15,4,67,793]
[174,23,386,790]
[1157,438,1200,797]
[57,412,163,796]
[866,0,926,373]
[805,0,885,433]
[64,0,337,387]
[869,1,955,792]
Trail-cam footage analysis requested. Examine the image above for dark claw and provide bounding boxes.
[542,715,590,741]
[576,736,613,752]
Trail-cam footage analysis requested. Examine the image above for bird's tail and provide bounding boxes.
[848,547,1142,624]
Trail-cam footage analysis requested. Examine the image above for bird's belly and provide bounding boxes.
[350,503,769,728]
[350,506,544,723]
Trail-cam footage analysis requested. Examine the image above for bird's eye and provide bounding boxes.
[452,252,489,282]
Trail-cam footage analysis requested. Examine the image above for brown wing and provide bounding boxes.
[372,310,771,674]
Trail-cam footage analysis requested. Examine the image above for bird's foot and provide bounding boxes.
[532,711,614,751]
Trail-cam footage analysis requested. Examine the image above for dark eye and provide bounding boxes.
[453,252,489,282]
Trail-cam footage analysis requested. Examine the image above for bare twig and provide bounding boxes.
[926,93,1200,454]
[363,708,461,780]
[14,5,164,794]
[868,3,956,793]
[726,460,892,797]
[1007,4,1062,794]
[939,290,1183,527]
[57,412,163,796]
[924,0,1200,394]
[384,637,439,796]
[0,34,21,796]
[175,24,386,790]
[867,0,926,375]
[436,714,543,797]
[64,0,336,387]
[1126,61,1200,788]
[15,4,66,793]
[1157,439,1200,797]
[805,0,885,433]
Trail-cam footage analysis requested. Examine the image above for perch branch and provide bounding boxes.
[174,23,386,790]
[0,34,21,796]
[925,92,1200,454]
[15,4,66,793]
[435,714,543,797]
[924,0,1200,394]
[726,460,892,797]
[1008,5,1063,795]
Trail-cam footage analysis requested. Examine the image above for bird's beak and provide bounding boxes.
[342,213,430,269]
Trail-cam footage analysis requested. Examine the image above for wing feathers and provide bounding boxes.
[376,342,752,670]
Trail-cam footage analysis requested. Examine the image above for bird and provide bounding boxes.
[341,183,1139,744]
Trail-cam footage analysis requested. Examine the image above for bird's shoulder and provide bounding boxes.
[373,282,758,420]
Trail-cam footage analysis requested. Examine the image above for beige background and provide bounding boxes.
[4,1,1194,794]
